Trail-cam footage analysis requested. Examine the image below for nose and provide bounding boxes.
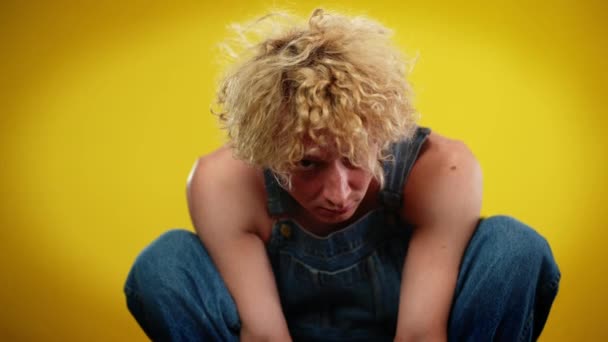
[322,162,351,209]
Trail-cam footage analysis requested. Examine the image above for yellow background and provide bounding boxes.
[1,1,606,341]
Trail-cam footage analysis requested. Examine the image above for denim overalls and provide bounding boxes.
[124,126,560,341]
[262,127,431,340]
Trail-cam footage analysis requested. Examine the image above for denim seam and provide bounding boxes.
[278,231,381,260]
[280,250,372,276]
[300,240,368,260]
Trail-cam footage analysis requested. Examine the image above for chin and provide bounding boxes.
[314,206,356,223]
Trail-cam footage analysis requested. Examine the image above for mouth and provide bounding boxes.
[319,204,354,216]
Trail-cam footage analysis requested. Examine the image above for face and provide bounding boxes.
[285,146,376,226]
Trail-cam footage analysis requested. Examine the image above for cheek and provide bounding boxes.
[289,177,322,201]
[350,172,373,190]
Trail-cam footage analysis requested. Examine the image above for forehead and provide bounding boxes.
[301,143,378,162]
[296,135,380,161]
[301,138,346,160]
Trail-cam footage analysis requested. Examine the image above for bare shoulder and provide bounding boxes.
[402,131,483,225]
[186,145,272,240]
[413,131,475,169]
[188,145,264,195]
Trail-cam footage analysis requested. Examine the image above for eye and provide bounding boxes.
[296,159,317,170]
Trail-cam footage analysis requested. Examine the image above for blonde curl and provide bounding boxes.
[213,8,419,188]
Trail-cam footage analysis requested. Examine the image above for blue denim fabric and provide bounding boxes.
[124,127,560,341]
[124,230,240,341]
[266,209,410,341]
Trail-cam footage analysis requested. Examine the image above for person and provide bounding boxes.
[124,9,560,341]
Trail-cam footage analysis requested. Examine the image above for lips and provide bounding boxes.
[319,205,353,216]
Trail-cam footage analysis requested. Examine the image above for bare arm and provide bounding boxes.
[395,137,483,341]
[187,151,291,341]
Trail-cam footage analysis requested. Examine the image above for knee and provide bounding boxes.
[450,216,560,341]
[124,229,206,296]
[473,216,560,284]
[478,216,547,255]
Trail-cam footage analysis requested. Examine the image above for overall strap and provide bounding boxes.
[379,126,432,215]
[263,169,288,217]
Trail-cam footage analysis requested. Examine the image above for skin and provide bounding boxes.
[187,131,483,341]
[286,145,380,237]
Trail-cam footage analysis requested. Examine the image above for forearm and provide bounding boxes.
[200,232,291,341]
[394,227,456,342]
[241,325,292,342]
[394,327,447,342]
[394,332,447,342]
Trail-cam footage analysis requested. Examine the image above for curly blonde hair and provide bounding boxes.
[213,8,419,187]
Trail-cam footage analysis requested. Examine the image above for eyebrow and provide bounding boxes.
[302,147,322,158]
[301,154,325,162]
[302,145,341,161]
[303,148,336,160]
